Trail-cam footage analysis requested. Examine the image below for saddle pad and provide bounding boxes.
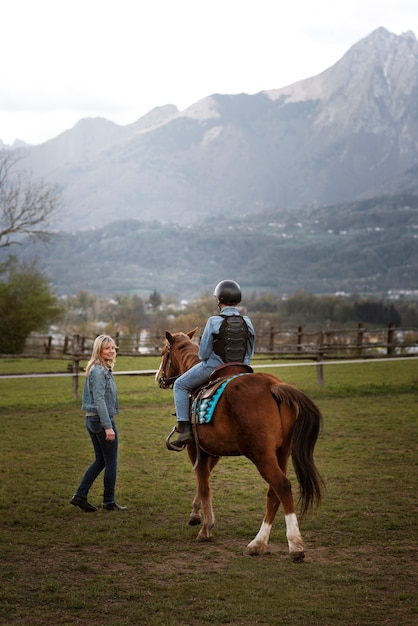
[191,373,249,424]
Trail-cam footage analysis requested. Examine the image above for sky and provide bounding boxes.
[1,0,417,146]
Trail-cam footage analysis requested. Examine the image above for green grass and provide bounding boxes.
[0,357,417,625]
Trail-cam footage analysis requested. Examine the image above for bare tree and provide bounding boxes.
[0,148,61,248]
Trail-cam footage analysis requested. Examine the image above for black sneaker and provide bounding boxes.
[166,422,193,451]
[70,495,97,512]
[102,502,127,511]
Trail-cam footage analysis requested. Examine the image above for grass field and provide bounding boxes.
[0,356,417,625]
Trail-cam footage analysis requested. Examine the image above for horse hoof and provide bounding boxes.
[290,551,305,563]
[244,543,265,556]
[196,532,212,542]
[188,515,202,526]
[243,548,260,557]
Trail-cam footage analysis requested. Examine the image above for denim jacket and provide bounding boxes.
[198,306,255,368]
[81,364,119,430]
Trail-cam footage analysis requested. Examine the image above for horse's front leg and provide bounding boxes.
[187,445,203,526]
[188,496,202,526]
[187,449,219,541]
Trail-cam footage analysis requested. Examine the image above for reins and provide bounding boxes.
[159,345,181,388]
[157,331,215,469]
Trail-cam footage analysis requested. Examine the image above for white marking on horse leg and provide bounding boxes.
[189,496,202,526]
[197,499,215,541]
[246,521,272,555]
[285,513,304,555]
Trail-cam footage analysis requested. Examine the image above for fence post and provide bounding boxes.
[316,331,325,387]
[387,322,395,356]
[269,326,274,352]
[356,323,364,358]
[72,334,82,400]
[297,326,303,352]
[44,336,52,355]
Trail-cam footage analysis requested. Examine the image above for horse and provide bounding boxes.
[156,328,324,562]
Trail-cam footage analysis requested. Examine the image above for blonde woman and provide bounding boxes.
[71,335,126,512]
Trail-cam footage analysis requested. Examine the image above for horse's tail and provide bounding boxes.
[271,384,324,518]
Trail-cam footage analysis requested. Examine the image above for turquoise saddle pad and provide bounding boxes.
[191,373,248,424]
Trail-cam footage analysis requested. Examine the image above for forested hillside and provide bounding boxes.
[7,194,418,300]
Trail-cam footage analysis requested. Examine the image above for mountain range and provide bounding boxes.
[2,27,418,299]
[8,191,418,300]
[15,27,418,230]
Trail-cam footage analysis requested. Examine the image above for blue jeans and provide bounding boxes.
[75,417,118,503]
[173,362,213,422]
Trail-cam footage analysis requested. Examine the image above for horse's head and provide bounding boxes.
[155,328,199,389]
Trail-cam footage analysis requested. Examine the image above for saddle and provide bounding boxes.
[166,362,254,465]
[210,361,253,381]
[192,362,253,400]
[190,362,254,425]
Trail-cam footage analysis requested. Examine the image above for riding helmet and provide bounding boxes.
[214,280,242,305]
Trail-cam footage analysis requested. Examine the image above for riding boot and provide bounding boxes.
[167,421,193,451]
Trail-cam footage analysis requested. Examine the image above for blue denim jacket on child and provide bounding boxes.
[198,306,255,367]
[81,364,119,430]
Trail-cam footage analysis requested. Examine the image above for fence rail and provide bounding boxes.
[3,323,418,361]
[254,322,418,359]
[1,324,417,394]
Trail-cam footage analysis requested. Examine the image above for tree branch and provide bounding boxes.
[0,148,61,248]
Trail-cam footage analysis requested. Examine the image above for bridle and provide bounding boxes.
[158,343,181,389]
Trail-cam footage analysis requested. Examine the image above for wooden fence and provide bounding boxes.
[254,322,418,359]
[1,323,417,395]
[15,323,418,360]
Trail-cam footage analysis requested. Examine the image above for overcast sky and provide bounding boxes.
[1,0,416,145]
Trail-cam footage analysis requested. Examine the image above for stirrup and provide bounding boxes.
[166,425,188,452]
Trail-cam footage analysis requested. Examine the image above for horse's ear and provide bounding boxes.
[165,330,174,344]
[187,327,198,339]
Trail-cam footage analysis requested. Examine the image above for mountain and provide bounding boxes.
[2,28,418,300]
[15,27,418,231]
[6,193,418,299]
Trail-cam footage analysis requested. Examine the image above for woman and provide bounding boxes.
[70,334,126,512]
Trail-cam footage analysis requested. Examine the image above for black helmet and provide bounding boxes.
[214,280,242,305]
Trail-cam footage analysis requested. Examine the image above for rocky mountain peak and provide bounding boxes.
[14,28,418,228]
[266,28,418,104]
[264,27,418,143]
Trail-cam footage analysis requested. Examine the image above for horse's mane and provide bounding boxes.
[172,332,200,370]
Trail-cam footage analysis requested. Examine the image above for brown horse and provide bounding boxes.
[156,328,324,561]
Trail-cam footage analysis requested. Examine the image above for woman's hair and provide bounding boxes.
[85,335,117,375]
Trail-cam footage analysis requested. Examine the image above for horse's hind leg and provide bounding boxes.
[246,455,305,562]
[245,484,279,556]
[187,449,219,539]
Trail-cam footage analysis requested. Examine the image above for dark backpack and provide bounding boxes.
[213,315,250,363]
